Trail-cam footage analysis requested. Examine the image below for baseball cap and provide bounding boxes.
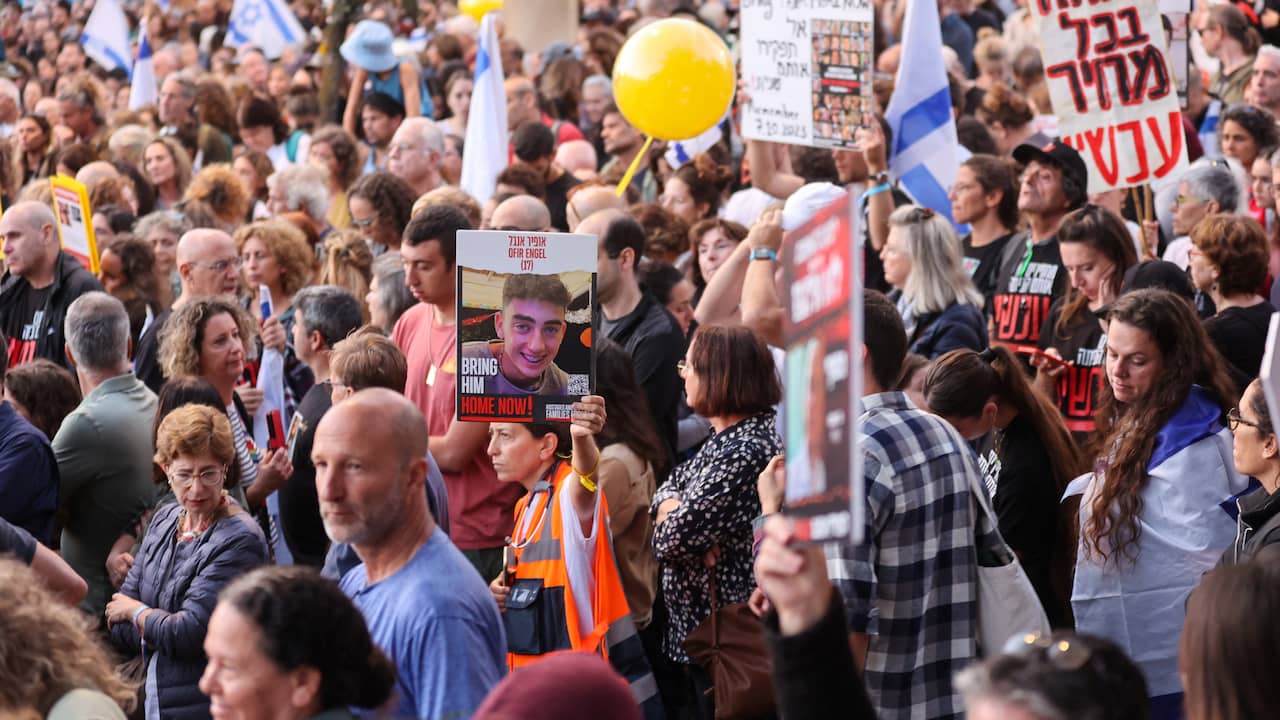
[1013,140,1088,207]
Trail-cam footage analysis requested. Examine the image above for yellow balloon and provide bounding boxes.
[611,18,735,141]
[459,0,503,22]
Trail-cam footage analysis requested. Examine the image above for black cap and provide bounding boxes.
[1093,260,1196,319]
[1013,140,1088,208]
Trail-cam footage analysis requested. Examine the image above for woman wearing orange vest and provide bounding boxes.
[487,395,664,719]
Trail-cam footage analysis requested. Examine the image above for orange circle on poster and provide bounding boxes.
[580,327,593,347]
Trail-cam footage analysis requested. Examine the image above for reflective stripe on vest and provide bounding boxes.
[507,462,663,716]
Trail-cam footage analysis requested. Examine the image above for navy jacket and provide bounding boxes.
[111,503,267,719]
[909,303,988,360]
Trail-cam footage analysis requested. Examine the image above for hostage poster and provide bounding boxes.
[780,191,863,544]
[456,230,596,423]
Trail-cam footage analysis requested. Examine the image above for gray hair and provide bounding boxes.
[402,117,444,154]
[64,292,130,372]
[888,206,984,314]
[583,74,612,94]
[954,663,1068,720]
[135,210,193,241]
[266,164,330,220]
[371,252,417,332]
[1183,163,1240,213]
[293,285,363,349]
[1258,44,1280,66]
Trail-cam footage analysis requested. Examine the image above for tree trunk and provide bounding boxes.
[318,0,358,124]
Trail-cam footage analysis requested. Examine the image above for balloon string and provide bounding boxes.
[615,136,654,197]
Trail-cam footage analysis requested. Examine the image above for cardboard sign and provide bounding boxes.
[780,192,863,544]
[740,0,875,149]
[50,175,100,274]
[456,230,596,423]
[1037,0,1189,191]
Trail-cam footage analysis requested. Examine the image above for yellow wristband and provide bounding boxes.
[579,474,598,493]
[573,451,601,493]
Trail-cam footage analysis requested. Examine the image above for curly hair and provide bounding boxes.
[309,125,361,189]
[1085,289,1238,565]
[103,235,160,304]
[233,220,317,296]
[184,163,250,228]
[320,230,373,320]
[629,202,690,266]
[1190,214,1269,298]
[0,558,137,713]
[669,153,734,220]
[195,76,238,137]
[1220,104,1280,154]
[976,82,1035,129]
[216,566,397,711]
[347,171,416,237]
[158,297,255,380]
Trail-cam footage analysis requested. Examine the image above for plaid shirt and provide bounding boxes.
[826,392,980,720]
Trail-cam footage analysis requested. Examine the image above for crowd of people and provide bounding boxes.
[5,0,1280,719]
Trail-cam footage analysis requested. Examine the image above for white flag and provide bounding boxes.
[460,12,508,204]
[80,0,132,73]
[225,0,305,60]
[128,26,157,111]
[885,0,965,222]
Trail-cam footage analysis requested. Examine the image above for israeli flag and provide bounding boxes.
[885,0,965,222]
[79,0,132,73]
[128,25,157,111]
[225,0,305,60]
[460,12,508,203]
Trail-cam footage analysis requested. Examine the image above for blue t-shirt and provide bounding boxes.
[341,527,507,719]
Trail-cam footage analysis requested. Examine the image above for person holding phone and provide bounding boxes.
[1032,205,1137,438]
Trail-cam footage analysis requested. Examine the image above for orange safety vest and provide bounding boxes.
[505,461,663,718]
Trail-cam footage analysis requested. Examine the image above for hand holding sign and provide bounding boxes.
[570,395,607,438]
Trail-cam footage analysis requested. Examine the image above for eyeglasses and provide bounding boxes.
[167,465,227,488]
[1000,633,1092,671]
[1174,193,1207,206]
[351,216,376,228]
[195,256,244,273]
[1227,407,1262,432]
[676,360,690,376]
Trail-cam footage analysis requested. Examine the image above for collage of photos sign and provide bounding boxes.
[456,230,596,423]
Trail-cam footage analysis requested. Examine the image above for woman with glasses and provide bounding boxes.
[1187,215,1274,392]
[689,218,747,307]
[1221,378,1280,564]
[879,204,987,359]
[652,325,782,718]
[1033,205,1138,437]
[1070,288,1247,718]
[346,171,416,256]
[107,404,268,720]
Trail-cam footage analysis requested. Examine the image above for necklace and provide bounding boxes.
[178,496,228,542]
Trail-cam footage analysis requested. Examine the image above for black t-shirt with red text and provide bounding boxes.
[3,284,52,368]
[991,235,1068,351]
[1038,297,1106,437]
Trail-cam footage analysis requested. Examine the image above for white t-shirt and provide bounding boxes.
[557,476,600,638]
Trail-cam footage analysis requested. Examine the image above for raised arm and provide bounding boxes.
[745,138,804,200]
[740,208,786,347]
[566,395,607,536]
[342,67,369,137]
[428,416,492,473]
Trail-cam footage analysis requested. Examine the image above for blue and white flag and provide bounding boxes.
[128,25,157,111]
[225,0,305,60]
[460,13,508,204]
[80,0,131,73]
[885,0,965,222]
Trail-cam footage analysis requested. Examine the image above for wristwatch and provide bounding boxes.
[750,247,778,262]
[868,171,890,186]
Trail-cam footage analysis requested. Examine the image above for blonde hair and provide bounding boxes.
[320,230,373,322]
[0,558,137,713]
[183,163,250,227]
[413,185,483,228]
[233,220,317,296]
[888,205,983,314]
[158,297,256,380]
[155,404,236,468]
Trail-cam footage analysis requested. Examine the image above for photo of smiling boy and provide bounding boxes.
[460,273,572,395]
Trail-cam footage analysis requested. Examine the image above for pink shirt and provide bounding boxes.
[393,303,522,549]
